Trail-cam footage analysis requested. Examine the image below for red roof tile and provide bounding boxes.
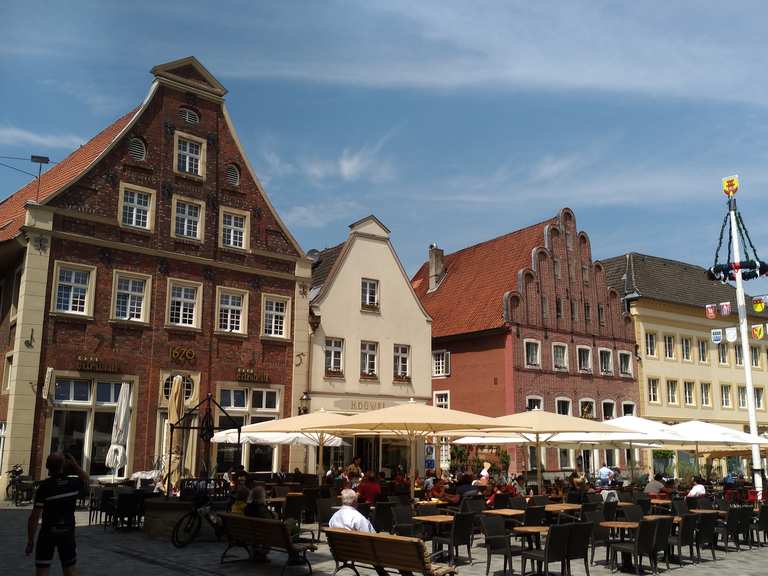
[411,217,556,338]
[0,107,139,242]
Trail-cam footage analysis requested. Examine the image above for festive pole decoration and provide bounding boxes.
[752,324,765,340]
[705,304,717,319]
[719,301,732,316]
[711,329,723,344]
[722,175,739,197]
[754,297,766,313]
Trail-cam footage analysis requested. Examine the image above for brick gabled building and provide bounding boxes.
[0,57,309,487]
[411,208,638,474]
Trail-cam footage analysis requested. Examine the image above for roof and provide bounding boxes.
[0,107,139,242]
[601,252,767,316]
[411,217,555,338]
[310,242,345,290]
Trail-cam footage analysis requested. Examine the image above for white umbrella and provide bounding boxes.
[105,382,131,474]
[211,429,347,447]
[671,420,768,476]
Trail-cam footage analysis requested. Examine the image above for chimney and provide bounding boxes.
[428,243,444,292]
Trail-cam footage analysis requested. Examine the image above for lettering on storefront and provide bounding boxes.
[349,400,389,411]
[236,367,270,383]
[170,346,196,364]
[76,355,120,373]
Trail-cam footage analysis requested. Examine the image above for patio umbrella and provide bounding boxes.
[105,382,131,476]
[310,398,517,500]
[240,409,353,480]
[670,420,768,475]
[166,375,185,494]
[211,429,347,447]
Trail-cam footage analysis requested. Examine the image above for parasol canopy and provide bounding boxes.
[211,429,347,447]
[105,382,131,472]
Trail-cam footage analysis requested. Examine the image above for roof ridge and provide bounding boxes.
[443,215,556,259]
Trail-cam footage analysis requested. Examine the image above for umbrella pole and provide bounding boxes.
[410,434,417,502]
[629,441,635,484]
[536,434,542,495]
[318,435,325,484]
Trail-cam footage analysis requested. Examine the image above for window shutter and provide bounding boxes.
[444,351,451,375]
[178,107,200,124]
[225,164,240,187]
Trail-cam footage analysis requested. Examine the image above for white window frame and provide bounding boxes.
[110,270,152,323]
[526,395,544,411]
[683,381,696,406]
[2,352,13,392]
[219,387,248,410]
[118,181,155,231]
[558,448,574,470]
[552,342,568,372]
[618,351,633,377]
[601,399,616,420]
[393,344,410,380]
[718,343,729,365]
[361,278,379,309]
[579,398,596,419]
[360,341,378,378]
[598,348,613,375]
[524,338,541,369]
[648,378,660,404]
[51,261,97,318]
[681,337,692,362]
[700,382,712,407]
[621,401,636,417]
[325,338,344,376]
[645,332,657,357]
[738,386,748,409]
[721,384,732,409]
[555,397,572,416]
[215,286,249,335]
[432,350,451,377]
[663,335,675,360]
[219,207,251,251]
[261,294,291,339]
[755,388,764,410]
[165,278,203,329]
[576,346,592,373]
[666,379,679,405]
[173,130,206,179]
[171,195,206,242]
[251,387,281,412]
[698,340,709,364]
[433,390,450,409]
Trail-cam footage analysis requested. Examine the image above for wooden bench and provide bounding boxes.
[219,513,317,574]
[325,528,457,576]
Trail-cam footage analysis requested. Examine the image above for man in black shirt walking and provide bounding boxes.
[26,452,89,575]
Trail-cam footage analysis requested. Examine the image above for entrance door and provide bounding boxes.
[353,437,380,472]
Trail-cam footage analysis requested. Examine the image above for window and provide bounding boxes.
[216,287,248,334]
[682,338,692,361]
[664,335,675,359]
[648,378,659,403]
[622,402,636,416]
[735,345,744,366]
[225,164,240,187]
[220,208,250,251]
[325,338,344,375]
[262,295,289,338]
[553,258,561,279]
[598,304,606,327]
[127,137,146,161]
[618,351,632,376]
[570,300,578,322]
[178,107,200,124]
[556,298,563,319]
[559,448,572,470]
[738,386,748,409]
[162,374,195,401]
[666,380,678,404]
[556,398,571,415]
[172,196,205,241]
[579,399,595,419]
[220,388,247,409]
[111,271,151,322]
[645,332,657,357]
[598,349,613,375]
[433,391,450,409]
[54,379,91,402]
[684,381,695,406]
[721,384,732,408]
[582,265,589,285]
[52,262,95,316]
[602,400,615,420]
[577,346,592,373]
[552,343,568,371]
[174,131,206,178]
[361,279,379,309]
[10,266,22,320]
[432,350,451,377]
[166,279,201,328]
[119,182,154,230]
[2,354,12,392]
[698,340,709,363]
[524,339,541,368]
[95,382,123,404]
[252,388,279,411]
[605,449,617,468]
[584,302,591,324]
[756,388,764,410]
[360,341,378,377]
[526,396,543,411]
[719,343,729,365]
[701,383,711,407]
[752,346,761,368]
[393,344,410,379]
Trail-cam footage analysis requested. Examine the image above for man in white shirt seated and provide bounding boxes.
[644,473,666,494]
[328,489,375,533]
[687,476,707,498]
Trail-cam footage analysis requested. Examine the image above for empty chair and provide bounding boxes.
[316,497,335,538]
[697,497,714,510]
[493,492,511,509]
[373,501,393,533]
[634,495,651,515]
[584,510,611,566]
[737,506,754,549]
[610,519,657,574]
[566,491,582,504]
[672,499,689,516]
[696,513,719,562]
[521,522,570,576]
[686,496,700,510]
[622,504,644,523]
[434,512,474,565]
[668,514,697,567]
[651,516,674,572]
[480,515,522,576]
[530,495,549,506]
[754,504,768,545]
[617,491,633,503]
[565,521,594,576]
[509,495,527,510]
[392,504,417,537]
[715,508,741,552]
[586,493,603,504]
[602,500,618,521]
[284,494,315,541]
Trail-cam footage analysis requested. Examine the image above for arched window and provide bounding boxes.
[127,137,146,161]
[225,163,240,187]
[162,374,194,401]
[178,107,200,125]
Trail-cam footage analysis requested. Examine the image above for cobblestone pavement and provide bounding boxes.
[2,505,768,575]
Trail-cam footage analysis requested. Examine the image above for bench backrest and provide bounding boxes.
[325,529,378,565]
[325,528,429,573]
[219,514,293,551]
[220,513,259,543]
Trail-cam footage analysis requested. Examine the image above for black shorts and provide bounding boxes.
[35,529,77,569]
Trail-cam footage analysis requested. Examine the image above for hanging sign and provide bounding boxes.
[754,296,766,313]
[705,304,717,319]
[722,175,739,197]
[753,324,765,340]
[711,329,723,344]
[719,302,732,316]
[725,327,739,342]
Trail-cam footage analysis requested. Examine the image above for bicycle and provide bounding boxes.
[171,493,224,547]
[5,464,24,504]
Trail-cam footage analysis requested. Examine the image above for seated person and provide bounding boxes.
[644,473,665,495]
[244,486,275,519]
[661,479,675,495]
[687,476,706,498]
[357,470,381,504]
[329,489,375,532]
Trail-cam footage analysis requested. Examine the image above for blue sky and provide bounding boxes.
[3,1,768,291]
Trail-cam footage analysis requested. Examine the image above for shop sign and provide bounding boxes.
[236,367,270,384]
[348,399,391,411]
[76,355,120,373]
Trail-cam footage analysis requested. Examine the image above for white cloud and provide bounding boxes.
[39,79,123,115]
[280,199,364,229]
[301,130,396,184]
[0,126,84,149]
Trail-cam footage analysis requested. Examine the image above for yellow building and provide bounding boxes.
[603,253,768,479]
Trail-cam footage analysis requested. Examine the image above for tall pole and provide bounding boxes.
[728,195,763,498]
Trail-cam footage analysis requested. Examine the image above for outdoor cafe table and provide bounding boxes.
[413,515,455,554]
[482,509,525,518]
[512,525,549,549]
[644,514,680,523]
[544,503,581,513]
[600,521,638,530]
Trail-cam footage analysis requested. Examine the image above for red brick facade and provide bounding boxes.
[0,58,304,479]
[414,208,639,473]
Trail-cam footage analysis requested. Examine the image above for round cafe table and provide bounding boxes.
[482,508,525,518]
[413,515,455,555]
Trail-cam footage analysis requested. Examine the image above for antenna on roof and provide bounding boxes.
[30,155,50,203]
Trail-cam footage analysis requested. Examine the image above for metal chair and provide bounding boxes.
[434,512,474,565]
[668,514,697,566]
[480,515,522,575]
[521,522,570,576]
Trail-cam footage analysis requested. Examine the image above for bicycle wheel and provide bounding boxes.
[172,512,201,548]
[5,483,12,502]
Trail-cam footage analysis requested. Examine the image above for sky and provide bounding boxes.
[3,1,768,291]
